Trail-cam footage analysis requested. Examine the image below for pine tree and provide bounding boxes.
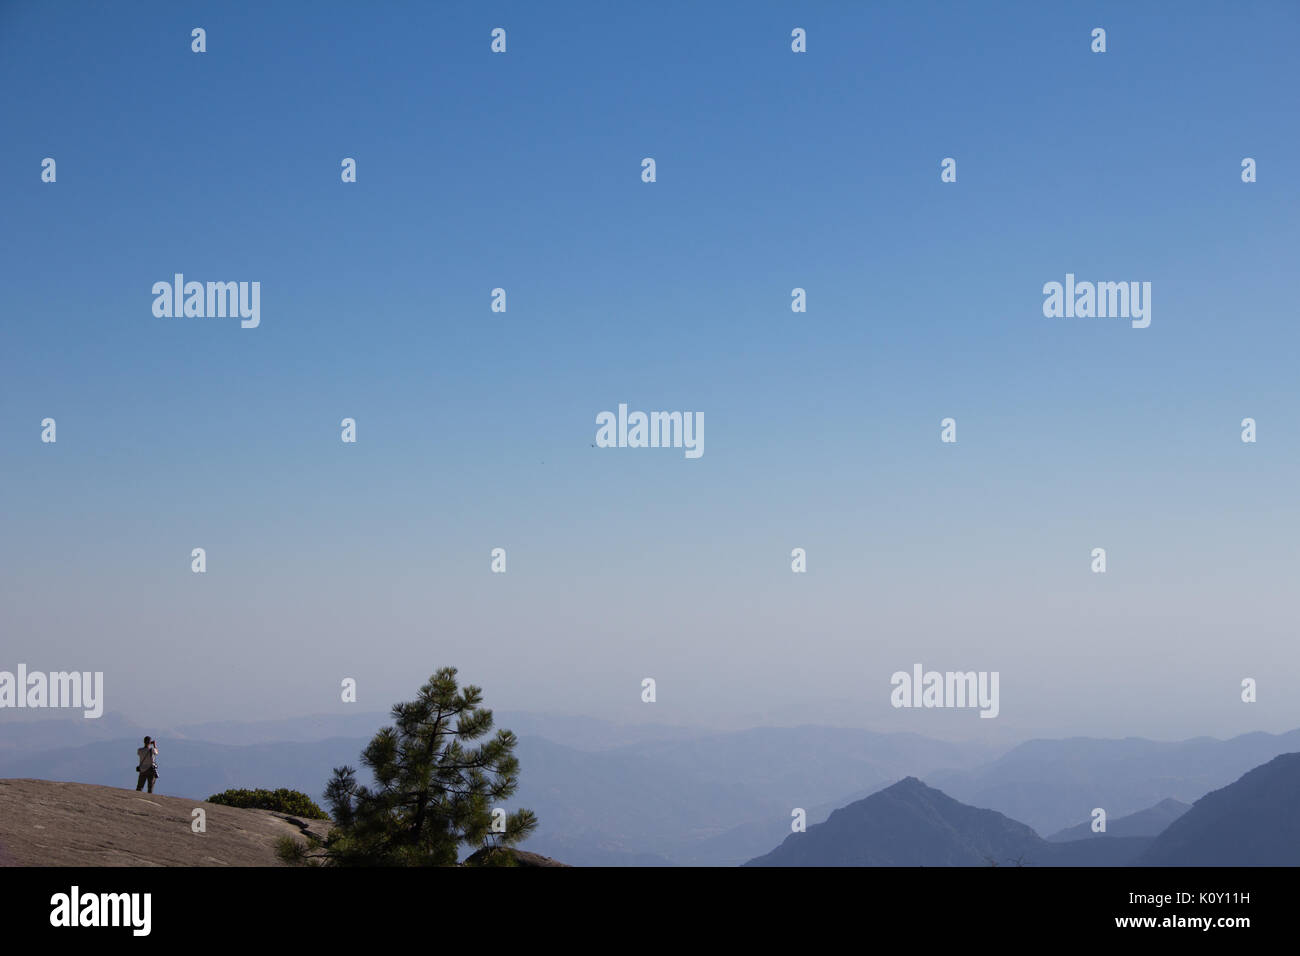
[322,667,537,865]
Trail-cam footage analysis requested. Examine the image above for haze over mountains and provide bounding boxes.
[1047,798,1190,842]
[3,712,1297,866]
[1136,752,1300,866]
[927,730,1300,835]
[747,753,1300,867]
[0,713,992,866]
[744,777,1153,867]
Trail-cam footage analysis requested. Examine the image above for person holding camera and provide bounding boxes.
[135,736,159,793]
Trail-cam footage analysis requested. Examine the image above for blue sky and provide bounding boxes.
[2,1,1298,740]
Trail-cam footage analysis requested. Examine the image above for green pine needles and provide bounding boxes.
[321,667,538,866]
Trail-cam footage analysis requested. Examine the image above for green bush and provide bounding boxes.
[275,834,324,866]
[207,788,329,820]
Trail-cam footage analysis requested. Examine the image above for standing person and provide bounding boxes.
[135,736,159,793]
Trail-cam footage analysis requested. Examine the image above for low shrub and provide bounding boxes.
[207,788,329,819]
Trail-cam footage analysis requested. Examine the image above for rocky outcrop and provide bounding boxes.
[0,778,332,866]
[463,846,571,867]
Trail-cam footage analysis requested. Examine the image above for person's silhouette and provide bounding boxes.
[135,736,159,793]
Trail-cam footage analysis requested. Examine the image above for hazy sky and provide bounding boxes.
[2,1,1297,743]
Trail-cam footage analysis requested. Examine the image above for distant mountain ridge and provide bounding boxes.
[748,753,1300,867]
[0,724,988,867]
[930,729,1300,835]
[744,777,1150,867]
[0,735,371,807]
[1139,752,1300,866]
[1047,798,1191,842]
[5,713,1297,866]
